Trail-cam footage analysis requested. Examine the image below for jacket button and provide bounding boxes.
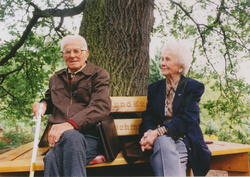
[183,135,186,137]
[189,148,192,151]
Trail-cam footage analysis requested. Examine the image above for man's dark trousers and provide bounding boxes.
[43,130,99,177]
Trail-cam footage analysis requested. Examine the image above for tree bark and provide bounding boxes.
[79,0,154,96]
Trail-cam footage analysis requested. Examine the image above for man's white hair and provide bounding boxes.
[161,39,193,75]
[60,35,88,52]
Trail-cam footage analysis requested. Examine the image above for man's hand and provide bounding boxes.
[139,129,158,152]
[48,122,74,147]
[32,102,47,118]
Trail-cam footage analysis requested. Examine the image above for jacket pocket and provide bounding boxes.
[51,84,67,104]
[74,82,92,103]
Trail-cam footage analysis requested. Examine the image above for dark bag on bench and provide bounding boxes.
[121,136,147,164]
[122,140,145,163]
[96,116,121,162]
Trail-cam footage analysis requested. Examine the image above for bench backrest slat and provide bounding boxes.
[111,96,147,113]
[114,118,142,136]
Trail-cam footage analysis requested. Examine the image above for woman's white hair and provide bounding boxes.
[161,39,193,75]
[60,35,88,52]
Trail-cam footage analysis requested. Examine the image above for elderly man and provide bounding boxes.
[32,35,111,176]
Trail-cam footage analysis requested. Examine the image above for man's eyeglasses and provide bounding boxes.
[62,49,85,57]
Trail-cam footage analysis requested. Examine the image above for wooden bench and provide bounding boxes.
[0,96,250,176]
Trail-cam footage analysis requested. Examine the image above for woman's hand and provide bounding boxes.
[139,129,158,152]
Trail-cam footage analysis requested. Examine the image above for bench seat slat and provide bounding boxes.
[208,141,250,156]
[0,142,33,161]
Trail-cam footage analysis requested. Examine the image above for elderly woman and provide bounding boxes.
[139,40,211,176]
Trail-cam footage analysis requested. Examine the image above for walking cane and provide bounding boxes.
[29,104,44,177]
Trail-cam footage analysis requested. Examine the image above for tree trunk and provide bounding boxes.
[79,0,154,96]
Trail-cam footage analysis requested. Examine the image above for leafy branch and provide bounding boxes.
[169,0,222,86]
[0,0,86,66]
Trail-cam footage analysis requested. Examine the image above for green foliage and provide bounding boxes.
[192,70,250,144]
[0,129,34,149]
[149,48,164,84]
[149,59,163,84]
[0,33,62,126]
[201,74,250,144]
